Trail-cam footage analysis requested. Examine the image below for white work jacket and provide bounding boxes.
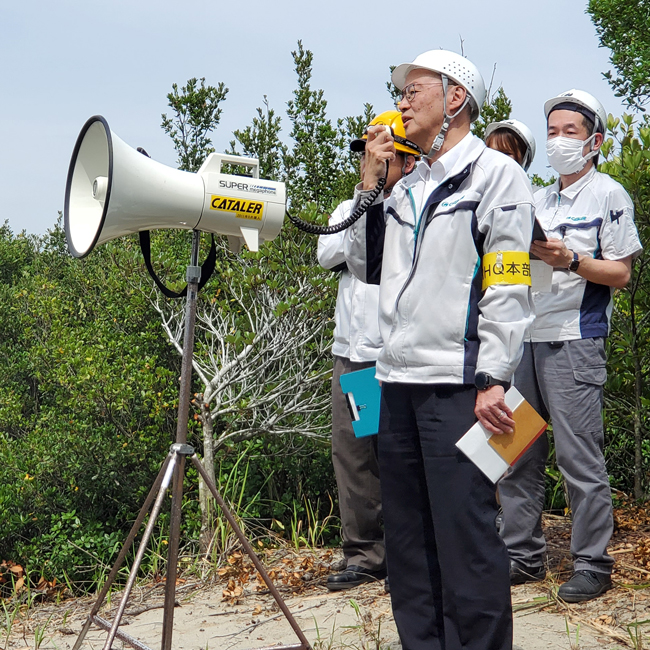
[531,166,642,342]
[318,200,382,363]
[344,133,535,385]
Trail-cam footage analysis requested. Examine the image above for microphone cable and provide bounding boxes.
[286,161,389,235]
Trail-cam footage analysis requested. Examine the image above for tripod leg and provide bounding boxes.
[100,453,179,650]
[160,454,186,650]
[72,453,174,650]
[160,229,200,650]
[190,455,311,650]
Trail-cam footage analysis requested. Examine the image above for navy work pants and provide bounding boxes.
[379,382,512,650]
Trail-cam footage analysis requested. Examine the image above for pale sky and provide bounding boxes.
[0,0,629,236]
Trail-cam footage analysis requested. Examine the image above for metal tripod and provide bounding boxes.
[72,231,311,650]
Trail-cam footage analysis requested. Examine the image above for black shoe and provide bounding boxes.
[384,576,390,593]
[510,562,546,585]
[326,565,387,591]
[558,570,612,603]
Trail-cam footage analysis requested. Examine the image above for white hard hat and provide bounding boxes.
[485,119,536,171]
[544,89,607,134]
[392,50,486,122]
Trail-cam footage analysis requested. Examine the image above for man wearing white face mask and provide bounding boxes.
[499,90,642,603]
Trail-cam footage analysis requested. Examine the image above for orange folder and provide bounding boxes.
[488,399,548,465]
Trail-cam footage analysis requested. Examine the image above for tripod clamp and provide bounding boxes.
[170,442,195,456]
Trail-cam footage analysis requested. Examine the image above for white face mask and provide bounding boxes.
[546,134,597,175]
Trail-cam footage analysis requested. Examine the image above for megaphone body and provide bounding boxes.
[64,116,286,257]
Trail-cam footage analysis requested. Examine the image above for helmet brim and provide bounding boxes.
[544,91,606,134]
[391,63,416,91]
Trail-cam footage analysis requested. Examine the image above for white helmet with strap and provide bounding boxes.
[485,119,536,171]
[392,50,486,157]
[544,89,607,135]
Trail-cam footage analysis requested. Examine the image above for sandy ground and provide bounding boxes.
[4,569,646,650]
[6,506,650,650]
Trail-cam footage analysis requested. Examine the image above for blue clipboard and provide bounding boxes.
[339,367,381,437]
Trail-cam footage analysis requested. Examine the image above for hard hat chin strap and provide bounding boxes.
[427,75,470,158]
[583,133,599,161]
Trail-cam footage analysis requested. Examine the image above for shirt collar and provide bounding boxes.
[549,165,597,201]
[414,132,478,185]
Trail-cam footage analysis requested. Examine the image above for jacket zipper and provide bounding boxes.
[394,188,428,313]
[409,188,421,257]
[389,165,473,331]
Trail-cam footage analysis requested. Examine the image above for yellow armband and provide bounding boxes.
[482,251,532,291]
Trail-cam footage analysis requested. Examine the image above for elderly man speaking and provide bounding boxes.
[344,50,535,650]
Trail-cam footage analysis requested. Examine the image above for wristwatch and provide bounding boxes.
[568,250,580,272]
[475,372,510,391]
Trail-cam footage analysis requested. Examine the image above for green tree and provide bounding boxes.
[229,43,371,216]
[161,77,229,172]
[472,86,512,140]
[0,223,39,441]
[228,96,286,181]
[333,103,375,201]
[530,173,557,189]
[0,224,181,584]
[386,65,400,106]
[149,235,335,551]
[599,114,650,498]
[588,0,650,111]
[283,41,345,212]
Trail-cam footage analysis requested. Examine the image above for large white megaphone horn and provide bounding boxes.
[64,115,286,258]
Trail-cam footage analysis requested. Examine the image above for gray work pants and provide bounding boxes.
[331,355,385,571]
[499,339,614,574]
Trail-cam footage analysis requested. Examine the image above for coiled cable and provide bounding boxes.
[286,162,389,235]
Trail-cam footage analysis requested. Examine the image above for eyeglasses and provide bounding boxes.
[397,81,443,107]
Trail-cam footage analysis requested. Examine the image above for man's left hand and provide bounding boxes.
[530,237,573,268]
[475,385,515,435]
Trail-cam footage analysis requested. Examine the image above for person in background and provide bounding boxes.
[485,119,536,172]
[485,118,536,534]
[318,111,420,591]
[498,90,642,602]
